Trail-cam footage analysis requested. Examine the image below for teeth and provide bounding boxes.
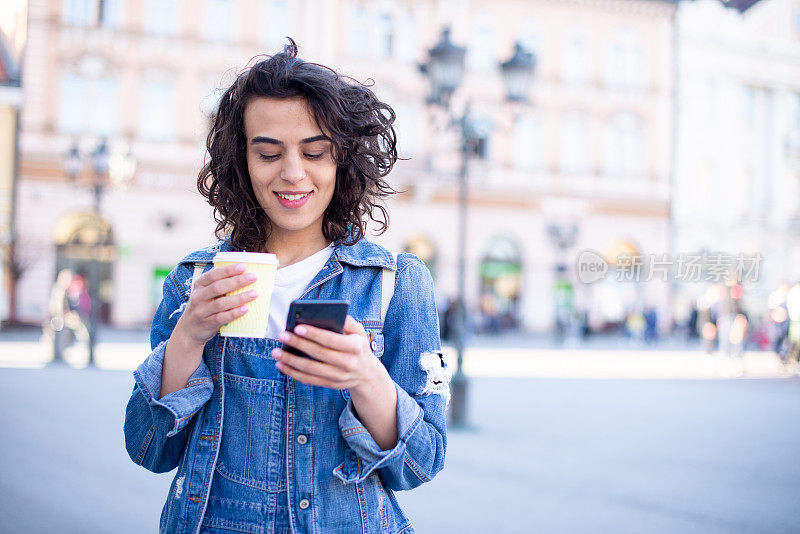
[277,193,309,201]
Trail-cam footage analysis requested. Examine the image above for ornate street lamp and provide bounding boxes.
[419,27,466,105]
[547,223,579,342]
[501,42,537,103]
[421,29,535,428]
[62,139,136,367]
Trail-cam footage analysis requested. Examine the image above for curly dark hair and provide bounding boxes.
[197,39,399,252]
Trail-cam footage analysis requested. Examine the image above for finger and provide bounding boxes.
[272,348,347,382]
[278,331,349,366]
[206,290,259,316]
[212,303,251,326]
[274,355,341,390]
[343,316,367,336]
[198,272,257,302]
[291,323,359,350]
[195,263,247,287]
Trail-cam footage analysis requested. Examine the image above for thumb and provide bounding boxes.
[343,315,367,336]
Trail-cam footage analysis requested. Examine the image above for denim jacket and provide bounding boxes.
[124,238,448,534]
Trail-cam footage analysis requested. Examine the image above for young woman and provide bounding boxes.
[124,41,449,534]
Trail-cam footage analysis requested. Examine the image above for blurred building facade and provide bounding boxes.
[12,0,676,332]
[673,0,800,324]
[0,0,25,324]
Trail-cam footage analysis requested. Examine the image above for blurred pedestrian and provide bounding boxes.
[644,307,658,344]
[480,292,500,334]
[729,312,748,359]
[44,269,90,362]
[441,296,460,344]
[626,309,645,344]
[687,305,699,340]
[67,274,91,322]
[123,41,447,534]
[698,301,717,355]
[784,282,800,369]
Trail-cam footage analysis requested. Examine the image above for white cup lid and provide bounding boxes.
[213,252,279,266]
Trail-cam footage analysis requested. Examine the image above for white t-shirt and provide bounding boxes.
[265,244,335,339]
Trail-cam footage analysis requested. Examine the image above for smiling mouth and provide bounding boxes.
[275,192,311,201]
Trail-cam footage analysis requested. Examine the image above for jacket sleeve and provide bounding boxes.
[123,265,214,473]
[334,256,449,490]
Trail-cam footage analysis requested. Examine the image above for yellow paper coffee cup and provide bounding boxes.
[213,251,279,338]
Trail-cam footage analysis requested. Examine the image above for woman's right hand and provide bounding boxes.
[174,263,259,347]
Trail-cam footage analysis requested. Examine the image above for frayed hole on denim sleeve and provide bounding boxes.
[418,351,451,406]
[168,302,187,320]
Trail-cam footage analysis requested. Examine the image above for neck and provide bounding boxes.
[264,228,330,268]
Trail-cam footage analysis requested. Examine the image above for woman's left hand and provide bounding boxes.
[272,316,389,394]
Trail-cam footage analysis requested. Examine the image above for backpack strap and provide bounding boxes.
[380,252,397,324]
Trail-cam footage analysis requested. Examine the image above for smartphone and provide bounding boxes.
[284,300,349,358]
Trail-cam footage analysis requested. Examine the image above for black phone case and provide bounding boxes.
[284,300,349,358]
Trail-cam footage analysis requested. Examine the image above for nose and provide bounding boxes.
[280,150,306,184]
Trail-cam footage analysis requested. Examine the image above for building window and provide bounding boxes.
[377,13,394,58]
[58,73,88,134]
[93,77,120,136]
[604,33,645,89]
[58,71,120,136]
[262,0,292,50]
[99,0,123,28]
[63,0,92,26]
[795,7,800,37]
[203,0,233,42]
[396,11,418,62]
[560,112,590,173]
[562,30,590,85]
[347,6,367,57]
[603,113,644,177]
[139,80,176,141]
[513,114,543,169]
[144,0,176,35]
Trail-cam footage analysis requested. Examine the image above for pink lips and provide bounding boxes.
[274,191,312,209]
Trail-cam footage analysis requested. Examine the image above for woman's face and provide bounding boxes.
[244,97,337,248]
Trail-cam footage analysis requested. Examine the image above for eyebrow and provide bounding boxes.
[250,135,331,145]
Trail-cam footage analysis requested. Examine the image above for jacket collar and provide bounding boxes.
[332,239,397,270]
[179,237,396,270]
[179,239,234,264]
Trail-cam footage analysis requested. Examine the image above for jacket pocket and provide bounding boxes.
[215,373,286,492]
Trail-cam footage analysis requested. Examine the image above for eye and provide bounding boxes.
[258,153,279,161]
[304,152,325,160]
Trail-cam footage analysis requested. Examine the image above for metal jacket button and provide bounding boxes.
[370,337,378,352]
[297,434,308,445]
[299,498,310,510]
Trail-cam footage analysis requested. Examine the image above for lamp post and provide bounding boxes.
[63,139,135,366]
[547,223,579,341]
[420,28,535,427]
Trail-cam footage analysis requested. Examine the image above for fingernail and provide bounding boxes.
[271,348,281,359]
[239,305,249,313]
[235,263,247,272]
[294,325,307,336]
[245,272,257,281]
[278,332,290,342]
[247,290,258,298]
